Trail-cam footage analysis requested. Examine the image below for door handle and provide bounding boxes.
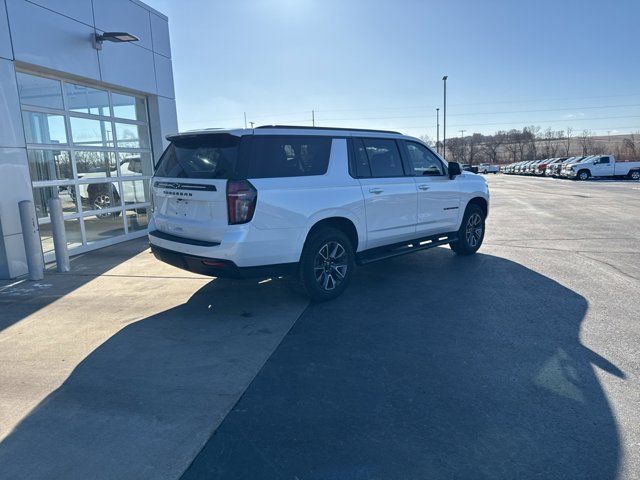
[369,188,384,194]
[418,184,430,191]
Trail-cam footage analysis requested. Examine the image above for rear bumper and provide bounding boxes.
[150,244,297,279]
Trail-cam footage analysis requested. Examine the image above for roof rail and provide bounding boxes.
[256,125,402,135]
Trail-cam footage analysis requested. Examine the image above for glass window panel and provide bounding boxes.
[115,123,149,149]
[125,208,148,232]
[16,73,64,110]
[121,179,149,204]
[22,111,67,145]
[69,117,114,147]
[83,214,125,243]
[38,218,82,254]
[32,185,79,219]
[118,151,153,176]
[80,181,122,212]
[75,151,117,179]
[27,149,72,181]
[65,83,110,116]
[112,93,147,121]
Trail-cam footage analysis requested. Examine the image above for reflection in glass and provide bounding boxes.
[119,151,153,176]
[22,111,67,144]
[65,83,110,116]
[115,123,150,149]
[83,213,125,243]
[112,93,147,121]
[39,218,82,254]
[27,149,72,181]
[125,208,148,232]
[80,181,121,214]
[16,73,64,110]
[75,151,117,178]
[69,117,114,147]
[32,186,79,219]
[121,179,149,204]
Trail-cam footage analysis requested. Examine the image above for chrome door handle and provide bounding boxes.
[418,184,430,191]
[369,188,384,194]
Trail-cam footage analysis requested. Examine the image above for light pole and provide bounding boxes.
[442,75,448,158]
[436,108,440,154]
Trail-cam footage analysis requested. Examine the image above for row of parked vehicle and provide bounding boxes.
[502,155,640,180]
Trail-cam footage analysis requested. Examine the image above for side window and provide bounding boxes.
[350,138,371,177]
[600,156,610,164]
[405,142,444,176]
[248,136,332,178]
[362,138,404,177]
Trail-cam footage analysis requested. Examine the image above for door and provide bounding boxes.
[592,156,614,177]
[353,138,417,248]
[402,141,460,236]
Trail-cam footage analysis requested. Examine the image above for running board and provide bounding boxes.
[356,233,458,265]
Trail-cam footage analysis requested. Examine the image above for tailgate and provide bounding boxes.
[152,179,229,243]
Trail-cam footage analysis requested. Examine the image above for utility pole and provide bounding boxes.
[436,108,440,154]
[244,112,247,129]
[312,110,315,127]
[442,75,448,159]
[249,121,254,129]
[459,129,466,138]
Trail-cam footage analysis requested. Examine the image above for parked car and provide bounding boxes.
[478,163,500,174]
[559,156,597,178]
[563,155,640,180]
[148,126,490,301]
[461,164,479,174]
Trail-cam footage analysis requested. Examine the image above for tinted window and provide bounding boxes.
[405,141,444,176]
[600,156,610,164]
[155,134,241,179]
[350,138,371,177]
[362,138,404,177]
[249,136,331,178]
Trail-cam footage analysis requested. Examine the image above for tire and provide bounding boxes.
[88,185,120,219]
[298,227,355,302]
[449,204,485,255]
[577,170,590,181]
[629,170,640,181]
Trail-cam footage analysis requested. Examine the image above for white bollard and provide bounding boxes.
[18,200,44,281]
[48,197,70,272]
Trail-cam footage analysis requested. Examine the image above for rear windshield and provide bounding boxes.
[155,134,241,179]
[248,135,331,178]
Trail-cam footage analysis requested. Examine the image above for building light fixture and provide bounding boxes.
[92,32,140,50]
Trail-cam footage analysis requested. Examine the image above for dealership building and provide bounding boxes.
[0,0,177,279]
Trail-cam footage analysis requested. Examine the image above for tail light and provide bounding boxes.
[227,180,257,225]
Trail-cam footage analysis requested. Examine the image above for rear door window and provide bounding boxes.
[155,134,243,179]
[361,138,404,177]
[248,136,331,178]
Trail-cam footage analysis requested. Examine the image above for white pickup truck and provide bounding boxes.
[565,155,640,181]
[478,163,500,174]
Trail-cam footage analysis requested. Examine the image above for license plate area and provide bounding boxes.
[170,198,190,217]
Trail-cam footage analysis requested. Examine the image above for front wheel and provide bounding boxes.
[299,227,355,302]
[450,204,485,255]
[577,170,590,181]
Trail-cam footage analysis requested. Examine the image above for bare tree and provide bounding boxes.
[622,132,639,160]
[563,127,573,156]
[419,134,434,147]
[446,137,466,163]
[578,129,595,155]
[482,131,506,163]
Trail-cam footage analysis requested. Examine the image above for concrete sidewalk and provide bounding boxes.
[0,238,307,479]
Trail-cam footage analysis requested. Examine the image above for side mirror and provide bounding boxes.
[448,161,462,179]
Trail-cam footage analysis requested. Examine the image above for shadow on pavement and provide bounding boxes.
[0,238,149,333]
[182,248,624,480]
[0,273,305,480]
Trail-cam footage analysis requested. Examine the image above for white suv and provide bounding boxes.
[149,126,490,301]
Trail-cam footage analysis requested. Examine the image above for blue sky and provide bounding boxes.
[146,0,640,139]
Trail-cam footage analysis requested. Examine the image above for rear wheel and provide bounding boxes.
[629,170,640,181]
[299,227,354,302]
[450,204,485,255]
